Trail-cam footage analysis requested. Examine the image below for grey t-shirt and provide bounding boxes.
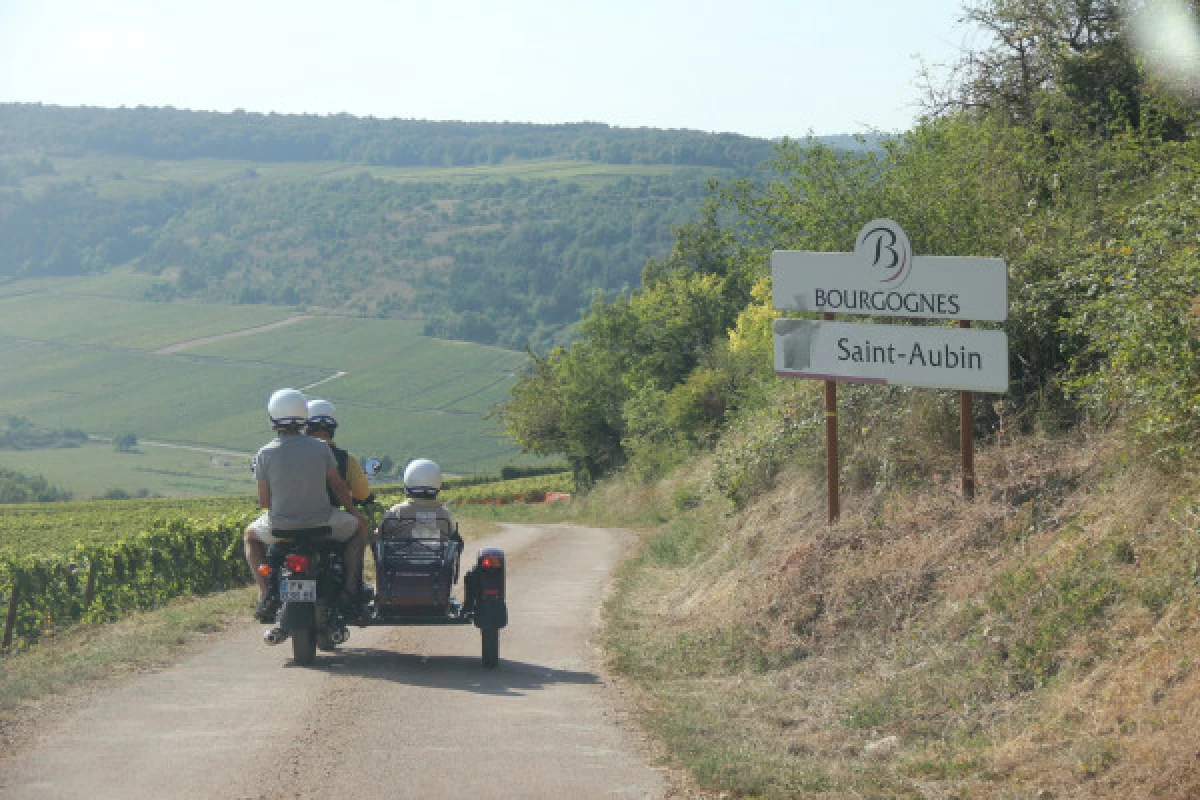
[253,434,337,530]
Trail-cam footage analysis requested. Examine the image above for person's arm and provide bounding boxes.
[257,479,271,509]
[345,455,372,502]
[328,467,367,532]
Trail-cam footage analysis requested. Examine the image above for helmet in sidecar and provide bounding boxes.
[403,458,442,499]
[306,398,338,435]
[267,388,308,430]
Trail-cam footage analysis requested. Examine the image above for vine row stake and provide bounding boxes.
[3,582,20,651]
[84,559,98,608]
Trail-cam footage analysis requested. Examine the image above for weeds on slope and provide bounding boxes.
[600,431,1200,798]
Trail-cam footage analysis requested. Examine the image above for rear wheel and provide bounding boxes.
[292,625,317,665]
[481,627,499,668]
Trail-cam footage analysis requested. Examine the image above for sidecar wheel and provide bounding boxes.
[481,627,499,668]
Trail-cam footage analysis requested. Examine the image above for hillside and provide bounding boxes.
[587,429,1200,798]
[0,105,800,497]
[0,104,790,350]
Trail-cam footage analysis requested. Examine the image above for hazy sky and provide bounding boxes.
[0,0,972,138]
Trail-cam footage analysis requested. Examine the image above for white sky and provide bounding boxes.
[0,0,973,138]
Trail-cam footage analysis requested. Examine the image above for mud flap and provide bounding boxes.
[281,601,315,634]
[475,597,507,629]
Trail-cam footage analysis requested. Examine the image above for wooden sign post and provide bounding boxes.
[823,311,839,523]
[960,320,975,499]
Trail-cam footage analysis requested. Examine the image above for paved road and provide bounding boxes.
[0,524,664,799]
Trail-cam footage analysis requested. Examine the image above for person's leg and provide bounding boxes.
[329,509,363,597]
[246,514,280,622]
[244,515,270,599]
[346,529,365,595]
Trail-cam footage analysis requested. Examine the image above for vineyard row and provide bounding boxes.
[1,515,252,652]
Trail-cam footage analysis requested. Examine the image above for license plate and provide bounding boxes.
[280,579,316,603]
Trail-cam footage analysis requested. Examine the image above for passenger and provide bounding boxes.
[244,388,367,623]
[377,459,464,598]
[305,398,373,599]
[304,398,373,510]
[378,459,460,545]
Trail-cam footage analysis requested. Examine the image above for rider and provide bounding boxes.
[305,397,373,594]
[244,388,367,623]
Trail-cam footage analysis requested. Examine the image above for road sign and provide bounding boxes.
[770,220,1010,516]
[774,319,1009,393]
[771,219,1008,321]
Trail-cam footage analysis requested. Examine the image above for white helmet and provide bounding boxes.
[403,458,442,498]
[267,388,308,428]
[306,398,337,431]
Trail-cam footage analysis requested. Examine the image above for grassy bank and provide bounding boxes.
[594,431,1200,798]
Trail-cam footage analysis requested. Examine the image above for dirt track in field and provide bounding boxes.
[0,524,666,799]
[152,314,309,354]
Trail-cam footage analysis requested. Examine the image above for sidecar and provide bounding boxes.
[369,511,507,668]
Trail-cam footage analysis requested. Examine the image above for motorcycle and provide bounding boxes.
[259,525,355,666]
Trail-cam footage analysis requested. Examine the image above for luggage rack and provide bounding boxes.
[368,514,466,625]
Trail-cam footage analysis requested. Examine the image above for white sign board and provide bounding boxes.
[774,319,1010,393]
[772,220,1008,321]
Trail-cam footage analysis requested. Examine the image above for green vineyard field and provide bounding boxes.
[0,495,257,558]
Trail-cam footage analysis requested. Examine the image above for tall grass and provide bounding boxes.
[598,423,1200,797]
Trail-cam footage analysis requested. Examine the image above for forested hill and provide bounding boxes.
[0,104,827,350]
[0,104,778,169]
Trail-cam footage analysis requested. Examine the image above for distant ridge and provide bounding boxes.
[0,102,778,171]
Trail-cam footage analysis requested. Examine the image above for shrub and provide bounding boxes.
[712,388,821,508]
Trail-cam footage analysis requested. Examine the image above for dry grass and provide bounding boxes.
[603,427,1200,798]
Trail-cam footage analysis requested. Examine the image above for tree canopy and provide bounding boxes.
[502,0,1200,483]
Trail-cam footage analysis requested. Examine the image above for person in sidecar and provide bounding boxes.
[377,458,464,564]
[378,459,460,540]
[244,388,367,623]
[305,397,373,601]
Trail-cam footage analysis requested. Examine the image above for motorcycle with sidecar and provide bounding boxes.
[259,497,507,668]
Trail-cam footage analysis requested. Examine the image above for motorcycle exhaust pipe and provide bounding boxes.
[263,626,288,645]
[331,627,349,645]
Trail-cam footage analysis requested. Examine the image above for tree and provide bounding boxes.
[114,433,138,453]
[0,468,70,503]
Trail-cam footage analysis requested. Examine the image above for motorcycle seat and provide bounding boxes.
[272,525,334,541]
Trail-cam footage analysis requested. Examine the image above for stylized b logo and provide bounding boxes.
[855,219,912,286]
